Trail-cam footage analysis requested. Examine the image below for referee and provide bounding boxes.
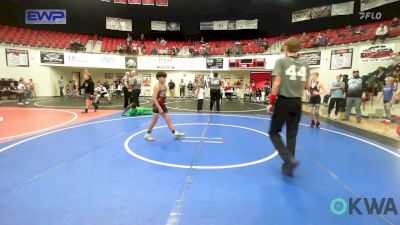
[209,72,222,111]
[267,38,310,177]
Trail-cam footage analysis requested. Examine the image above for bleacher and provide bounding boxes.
[1,18,399,55]
[0,25,90,49]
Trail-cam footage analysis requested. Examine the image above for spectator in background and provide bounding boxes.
[160,38,167,46]
[187,80,194,98]
[58,76,65,97]
[140,33,145,45]
[300,32,309,43]
[255,88,262,102]
[352,25,366,36]
[168,79,176,98]
[151,47,158,55]
[381,76,397,122]
[199,37,205,44]
[319,33,329,47]
[226,45,233,56]
[196,86,205,112]
[391,17,399,29]
[17,78,29,105]
[327,75,344,120]
[179,79,186,98]
[373,23,389,44]
[117,43,124,54]
[343,70,366,123]
[235,44,243,56]
[29,79,36,98]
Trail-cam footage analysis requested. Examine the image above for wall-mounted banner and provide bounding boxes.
[128,0,141,4]
[360,0,399,11]
[155,0,168,6]
[40,52,125,69]
[151,21,167,31]
[360,44,395,63]
[330,48,353,70]
[167,22,180,31]
[142,0,155,5]
[331,1,354,16]
[292,9,311,22]
[213,20,228,30]
[235,19,258,30]
[40,51,64,64]
[6,49,29,67]
[138,57,207,70]
[114,0,126,3]
[298,51,321,66]
[206,58,224,69]
[200,21,214,30]
[106,17,132,32]
[310,5,332,19]
[25,9,67,25]
[125,57,137,69]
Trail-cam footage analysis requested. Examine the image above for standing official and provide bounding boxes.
[132,70,142,107]
[267,38,310,177]
[209,72,222,111]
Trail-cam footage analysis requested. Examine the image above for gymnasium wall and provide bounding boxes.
[0,39,399,97]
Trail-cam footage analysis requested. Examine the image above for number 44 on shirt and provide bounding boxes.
[285,65,306,81]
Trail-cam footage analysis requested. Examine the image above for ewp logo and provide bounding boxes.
[330,197,398,215]
[25,9,67,24]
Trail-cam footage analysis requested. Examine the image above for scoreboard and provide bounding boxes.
[229,58,265,69]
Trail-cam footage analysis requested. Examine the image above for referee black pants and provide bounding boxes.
[269,97,302,163]
[123,87,131,109]
[210,89,221,111]
[132,89,141,107]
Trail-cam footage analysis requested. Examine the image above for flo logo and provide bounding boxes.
[330,198,398,215]
[359,11,382,20]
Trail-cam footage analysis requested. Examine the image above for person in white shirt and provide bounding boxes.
[17,78,29,105]
[196,86,205,112]
[94,84,112,105]
[373,24,389,44]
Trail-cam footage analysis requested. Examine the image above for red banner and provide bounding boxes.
[114,0,127,3]
[156,0,168,6]
[142,0,154,5]
[128,0,141,4]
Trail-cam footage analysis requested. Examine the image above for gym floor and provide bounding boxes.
[0,97,399,225]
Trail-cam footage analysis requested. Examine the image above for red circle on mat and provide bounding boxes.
[0,107,77,142]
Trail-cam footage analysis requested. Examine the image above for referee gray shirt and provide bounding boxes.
[272,56,310,98]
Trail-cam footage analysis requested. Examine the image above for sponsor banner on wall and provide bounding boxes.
[138,57,207,70]
[360,44,395,63]
[298,51,321,66]
[213,20,228,30]
[6,49,29,67]
[40,51,64,64]
[360,0,399,11]
[125,57,137,69]
[128,0,141,4]
[331,1,354,16]
[310,5,332,19]
[114,0,126,3]
[206,58,224,69]
[40,52,126,69]
[155,0,168,6]
[25,9,67,25]
[235,19,258,30]
[106,17,132,32]
[330,48,353,70]
[292,9,311,22]
[142,0,155,5]
[200,21,214,30]
[166,22,180,31]
[151,21,166,31]
[142,74,152,86]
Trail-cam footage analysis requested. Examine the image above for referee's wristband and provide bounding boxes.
[269,94,277,105]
